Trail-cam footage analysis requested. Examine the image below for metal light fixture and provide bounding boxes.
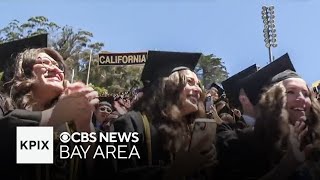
[262,5,277,63]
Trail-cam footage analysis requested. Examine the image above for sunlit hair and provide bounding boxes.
[255,80,320,162]
[4,48,67,110]
[132,69,206,152]
[208,87,218,95]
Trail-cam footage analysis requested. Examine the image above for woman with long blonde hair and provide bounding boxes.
[253,70,320,180]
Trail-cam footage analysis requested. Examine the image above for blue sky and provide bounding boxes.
[1,0,319,85]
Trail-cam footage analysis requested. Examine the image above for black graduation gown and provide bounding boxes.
[96,110,217,180]
[215,127,316,180]
[0,109,89,180]
[216,115,248,136]
[0,109,42,180]
[214,127,271,180]
[105,110,170,180]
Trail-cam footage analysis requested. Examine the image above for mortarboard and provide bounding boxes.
[240,53,295,105]
[269,69,301,84]
[221,64,258,108]
[209,82,225,97]
[140,50,202,86]
[99,101,112,108]
[99,96,114,107]
[0,34,48,82]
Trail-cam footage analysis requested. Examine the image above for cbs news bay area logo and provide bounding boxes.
[16,127,140,164]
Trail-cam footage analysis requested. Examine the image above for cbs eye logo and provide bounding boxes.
[58,131,97,143]
[16,127,54,164]
[59,132,71,143]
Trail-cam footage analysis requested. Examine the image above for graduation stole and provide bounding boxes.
[141,113,152,166]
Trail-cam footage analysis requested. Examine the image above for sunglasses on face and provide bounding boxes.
[99,106,113,113]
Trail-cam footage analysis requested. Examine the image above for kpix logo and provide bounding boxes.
[20,140,50,150]
[16,127,53,164]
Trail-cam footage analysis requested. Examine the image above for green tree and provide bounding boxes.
[0,16,227,93]
[196,54,228,88]
[0,16,103,83]
[50,26,104,83]
[82,61,143,94]
[0,16,126,92]
[89,84,108,96]
[0,16,59,42]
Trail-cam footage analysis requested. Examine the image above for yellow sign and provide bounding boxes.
[99,52,147,66]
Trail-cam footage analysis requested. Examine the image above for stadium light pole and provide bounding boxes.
[262,5,277,63]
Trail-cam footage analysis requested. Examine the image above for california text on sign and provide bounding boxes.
[99,52,147,66]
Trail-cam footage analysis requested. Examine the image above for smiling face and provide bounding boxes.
[179,70,202,116]
[208,87,219,101]
[32,52,65,97]
[283,78,311,124]
[95,103,113,124]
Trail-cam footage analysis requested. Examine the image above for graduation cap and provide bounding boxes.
[221,64,258,108]
[141,50,202,86]
[0,34,48,82]
[240,53,295,105]
[99,96,114,106]
[209,82,224,97]
[269,69,300,84]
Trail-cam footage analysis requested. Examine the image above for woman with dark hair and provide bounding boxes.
[109,51,216,180]
[3,47,98,180]
[6,47,98,123]
[6,48,65,106]
[132,68,206,153]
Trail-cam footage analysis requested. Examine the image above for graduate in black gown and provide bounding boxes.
[221,64,259,129]
[109,50,217,180]
[0,35,98,180]
[215,53,320,180]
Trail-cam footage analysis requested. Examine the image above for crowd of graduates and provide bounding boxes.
[0,34,320,180]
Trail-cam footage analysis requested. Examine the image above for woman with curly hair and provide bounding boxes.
[5,48,67,110]
[3,47,98,180]
[253,70,320,180]
[215,69,320,180]
[5,47,98,125]
[108,51,216,180]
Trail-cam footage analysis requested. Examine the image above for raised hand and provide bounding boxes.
[287,120,309,163]
[64,82,99,132]
[45,82,99,132]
